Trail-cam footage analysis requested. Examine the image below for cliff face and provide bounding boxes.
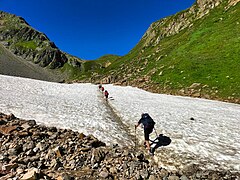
[0,11,81,69]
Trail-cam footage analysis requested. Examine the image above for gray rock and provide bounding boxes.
[23,141,35,152]
[140,170,149,179]
[149,175,156,180]
[168,175,180,180]
[180,175,189,180]
[91,148,106,164]
[57,173,72,180]
[0,154,8,161]
[99,171,109,178]
[159,168,169,178]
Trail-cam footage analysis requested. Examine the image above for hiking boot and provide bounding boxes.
[149,148,154,156]
[144,142,146,148]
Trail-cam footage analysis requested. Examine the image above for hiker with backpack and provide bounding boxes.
[98,84,102,91]
[135,113,155,152]
[104,90,109,100]
[101,86,105,93]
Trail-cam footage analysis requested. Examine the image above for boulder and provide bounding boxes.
[0,125,18,135]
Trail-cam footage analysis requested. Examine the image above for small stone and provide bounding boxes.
[79,133,86,139]
[21,168,40,180]
[57,173,72,180]
[92,163,99,169]
[2,163,18,171]
[140,170,149,179]
[180,175,189,180]
[109,167,117,174]
[99,171,109,178]
[54,146,64,157]
[159,168,169,178]
[21,123,31,131]
[168,175,180,180]
[149,175,156,180]
[16,168,24,174]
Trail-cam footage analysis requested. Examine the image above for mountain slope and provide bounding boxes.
[0,43,64,81]
[79,0,240,103]
[0,11,85,81]
[0,11,121,82]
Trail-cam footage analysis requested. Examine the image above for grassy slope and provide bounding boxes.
[77,2,240,100]
[149,2,240,99]
[61,54,120,80]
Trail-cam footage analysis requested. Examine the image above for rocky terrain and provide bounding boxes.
[0,113,239,179]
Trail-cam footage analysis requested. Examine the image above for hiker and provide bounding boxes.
[101,86,104,93]
[135,113,155,152]
[104,90,109,99]
[98,84,102,90]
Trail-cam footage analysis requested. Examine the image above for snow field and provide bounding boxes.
[0,75,239,172]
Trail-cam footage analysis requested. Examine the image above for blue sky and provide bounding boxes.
[1,0,195,60]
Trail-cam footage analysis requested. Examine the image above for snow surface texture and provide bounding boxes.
[0,75,239,172]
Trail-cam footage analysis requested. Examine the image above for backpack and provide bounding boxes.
[141,113,155,128]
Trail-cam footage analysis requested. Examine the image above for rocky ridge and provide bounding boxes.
[1,113,239,179]
[0,11,82,69]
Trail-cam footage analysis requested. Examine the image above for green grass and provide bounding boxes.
[74,2,240,101]
[15,41,37,50]
[149,2,240,98]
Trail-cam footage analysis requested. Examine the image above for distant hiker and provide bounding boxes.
[98,84,102,90]
[135,113,155,152]
[101,86,104,93]
[104,90,109,99]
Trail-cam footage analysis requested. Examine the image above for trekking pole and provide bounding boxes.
[154,127,158,137]
[134,126,137,150]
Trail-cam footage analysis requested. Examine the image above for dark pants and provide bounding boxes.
[144,127,153,141]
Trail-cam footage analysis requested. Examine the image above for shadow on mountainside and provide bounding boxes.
[150,134,171,155]
[0,44,65,82]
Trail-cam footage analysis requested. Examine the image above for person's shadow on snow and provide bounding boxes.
[150,134,171,155]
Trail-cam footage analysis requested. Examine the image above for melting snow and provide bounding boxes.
[0,75,239,172]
